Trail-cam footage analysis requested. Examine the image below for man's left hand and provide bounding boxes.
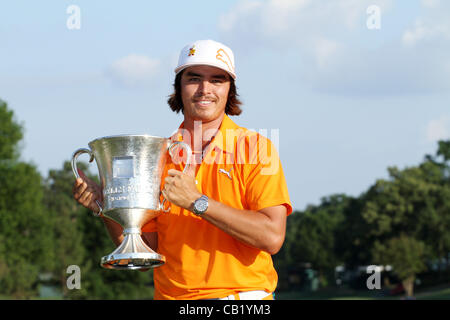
[162,169,202,211]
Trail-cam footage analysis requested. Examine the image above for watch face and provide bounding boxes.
[194,196,208,214]
[195,199,208,212]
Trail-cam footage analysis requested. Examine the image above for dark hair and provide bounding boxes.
[167,69,243,116]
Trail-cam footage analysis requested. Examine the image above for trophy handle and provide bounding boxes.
[71,148,103,216]
[168,141,192,174]
[159,141,193,212]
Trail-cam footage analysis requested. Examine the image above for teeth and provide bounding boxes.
[198,100,212,105]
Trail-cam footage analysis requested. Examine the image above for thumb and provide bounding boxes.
[77,168,87,181]
[184,163,196,177]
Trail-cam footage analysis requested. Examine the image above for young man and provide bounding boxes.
[73,39,292,300]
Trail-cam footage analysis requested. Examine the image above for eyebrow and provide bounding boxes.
[185,71,228,80]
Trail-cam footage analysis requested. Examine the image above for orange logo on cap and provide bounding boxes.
[216,49,234,73]
[188,45,196,56]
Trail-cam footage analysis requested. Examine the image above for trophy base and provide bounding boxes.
[101,252,166,270]
[100,228,166,270]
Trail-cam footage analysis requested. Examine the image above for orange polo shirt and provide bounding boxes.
[142,115,292,300]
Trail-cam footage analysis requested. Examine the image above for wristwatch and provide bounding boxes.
[192,195,209,216]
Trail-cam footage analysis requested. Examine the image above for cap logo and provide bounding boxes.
[188,45,196,56]
[216,48,234,73]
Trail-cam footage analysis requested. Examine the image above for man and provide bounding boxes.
[73,39,292,300]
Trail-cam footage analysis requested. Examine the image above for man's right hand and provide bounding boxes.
[72,169,103,214]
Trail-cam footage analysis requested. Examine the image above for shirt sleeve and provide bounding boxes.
[243,134,292,215]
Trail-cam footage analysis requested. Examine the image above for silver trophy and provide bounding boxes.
[71,135,191,270]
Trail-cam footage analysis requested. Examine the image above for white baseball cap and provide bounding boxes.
[174,39,236,79]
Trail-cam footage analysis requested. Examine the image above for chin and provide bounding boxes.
[192,109,219,120]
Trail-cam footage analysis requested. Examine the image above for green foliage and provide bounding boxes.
[275,194,352,288]
[372,234,427,281]
[290,196,346,270]
[0,100,23,161]
[43,161,89,299]
[437,140,450,162]
[275,139,450,293]
[0,158,52,297]
[0,101,53,298]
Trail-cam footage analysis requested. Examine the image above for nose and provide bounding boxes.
[196,80,213,95]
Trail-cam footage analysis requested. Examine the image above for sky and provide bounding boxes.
[1,0,449,211]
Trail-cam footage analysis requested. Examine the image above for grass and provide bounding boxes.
[2,283,449,300]
[276,283,450,300]
[416,286,450,300]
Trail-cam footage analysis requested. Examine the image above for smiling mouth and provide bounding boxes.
[194,99,215,106]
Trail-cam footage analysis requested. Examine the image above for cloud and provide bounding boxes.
[218,0,450,96]
[106,54,161,88]
[219,0,392,47]
[426,116,450,143]
[402,18,450,47]
[312,37,343,71]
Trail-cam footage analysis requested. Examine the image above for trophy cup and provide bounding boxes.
[71,134,191,270]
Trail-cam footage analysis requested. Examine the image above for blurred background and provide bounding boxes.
[0,0,449,299]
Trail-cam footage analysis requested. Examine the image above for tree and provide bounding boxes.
[274,194,349,289]
[358,141,450,295]
[372,234,427,297]
[333,195,371,269]
[43,161,89,299]
[0,99,53,298]
[0,99,23,161]
[422,141,450,267]
[436,140,450,162]
[275,141,450,294]
[0,162,54,298]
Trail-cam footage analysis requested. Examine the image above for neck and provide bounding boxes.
[183,114,225,151]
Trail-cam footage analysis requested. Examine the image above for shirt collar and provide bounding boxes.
[170,114,240,154]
